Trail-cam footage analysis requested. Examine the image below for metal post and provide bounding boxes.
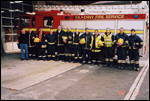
[115,20,118,35]
[10,3,14,50]
[1,3,8,55]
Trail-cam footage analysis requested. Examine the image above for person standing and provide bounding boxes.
[103,28,115,68]
[128,29,143,71]
[27,28,36,60]
[18,28,29,60]
[73,28,82,63]
[91,30,104,66]
[63,27,73,62]
[80,28,93,65]
[36,27,47,61]
[55,25,65,61]
[114,27,129,70]
[45,28,56,61]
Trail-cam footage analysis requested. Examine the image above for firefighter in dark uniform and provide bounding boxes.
[36,27,47,61]
[55,25,65,61]
[73,28,82,63]
[63,27,73,62]
[91,30,104,66]
[27,28,36,59]
[128,29,143,71]
[45,28,56,61]
[103,28,115,68]
[114,27,129,70]
[79,28,93,65]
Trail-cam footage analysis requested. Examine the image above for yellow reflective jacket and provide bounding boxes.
[91,34,102,49]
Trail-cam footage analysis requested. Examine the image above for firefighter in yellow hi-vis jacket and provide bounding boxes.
[103,28,115,68]
[91,30,104,67]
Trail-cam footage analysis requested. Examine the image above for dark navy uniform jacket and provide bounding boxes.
[45,33,56,45]
[55,30,65,46]
[36,31,47,45]
[73,32,80,44]
[128,34,143,49]
[80,32,93,50]
[26,31,36,46]
[65,31,73,45]
[114,32,129,48]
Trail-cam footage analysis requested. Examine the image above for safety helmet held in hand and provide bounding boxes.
[34,37,40,42]
[80,38,86,44]
[98,40,103,46]
[62,36,67,40]
[118,38,124,44]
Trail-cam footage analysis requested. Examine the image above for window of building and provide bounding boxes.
[20,16,30,28]
[43,17,53,28]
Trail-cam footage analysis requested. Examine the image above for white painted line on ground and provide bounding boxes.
[130,64,149,100]
[123,59,149,100]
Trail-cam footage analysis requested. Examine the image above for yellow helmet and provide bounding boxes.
[98,40,103,46]
[118,38,124,44]
[62,36,67,40]
[34,37,40,42]
[80,38,86,44]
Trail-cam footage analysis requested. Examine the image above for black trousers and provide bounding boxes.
[129,49,139,68]
[104,47,114,65]
[82,49,91,63]
[57,45,65,56]
[37,44,46,58]
[65,44,73,54]
[117,47,126,67]
[74,45,82,60]
[91,52,101,64]
[28,46,36,57]
[65,44,73,60]
[47,44,55,58]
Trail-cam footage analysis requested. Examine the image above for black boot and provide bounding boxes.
[136,67,139,71]
[43,57,46,61]
[97,63,101,67]
[64,56,68,62]
[91,63,94,66]
[61,55,65,61]
[33,56,36,60]
[37,57,42,61]
[47,57,51,61]
[73,59,78,63]
[68,56,72,62]
[104,61,109,67]
[55,56,60,61]
[82,60,86,65]
[121,67,124,70]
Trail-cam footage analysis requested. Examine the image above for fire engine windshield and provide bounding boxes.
[20,16,30,28]
[43,17,53,28]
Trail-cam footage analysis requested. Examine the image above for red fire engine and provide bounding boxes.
[17,10,148,57]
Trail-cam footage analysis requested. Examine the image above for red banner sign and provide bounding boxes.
[73,14,146,20]
[73,15,126,20]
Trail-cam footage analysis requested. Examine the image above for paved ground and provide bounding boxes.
[1,52,149,100]
[136,70,149,100]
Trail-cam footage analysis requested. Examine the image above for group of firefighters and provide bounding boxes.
[19,25,143,71]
